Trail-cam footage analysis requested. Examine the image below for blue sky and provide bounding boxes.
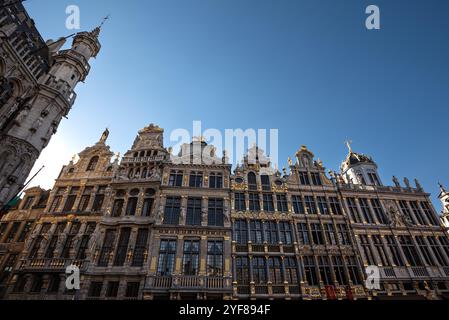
[25,0,449,209]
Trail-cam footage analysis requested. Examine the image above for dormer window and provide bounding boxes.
[261,175,270,191]
[86,156,99,171]
[248,172,257,190]
[368,172,381,186]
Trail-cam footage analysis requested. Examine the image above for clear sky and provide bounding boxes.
[24,0,449,209]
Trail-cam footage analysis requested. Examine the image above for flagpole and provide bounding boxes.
[0,165,45,218]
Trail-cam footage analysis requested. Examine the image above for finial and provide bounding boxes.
[71,154,77,162]
[439,182,446,193]
[345,140,353,153]
[91,15,110,37]
[115,152,120,161]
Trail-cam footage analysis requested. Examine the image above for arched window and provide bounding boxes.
[86,156,99,171]
[142,167,147,179]
[248,172,257,190]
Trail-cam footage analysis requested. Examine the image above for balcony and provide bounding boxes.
[19,258,87,271]
[147,275,231,292]
[379,266,448,280]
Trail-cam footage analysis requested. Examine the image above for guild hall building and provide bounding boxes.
[1,124,449,300]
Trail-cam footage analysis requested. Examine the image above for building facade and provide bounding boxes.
[1,124,449,300]
[0,1,101,209]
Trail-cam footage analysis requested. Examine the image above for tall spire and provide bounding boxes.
[90,15,109,38]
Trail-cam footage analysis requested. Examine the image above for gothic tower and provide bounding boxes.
[0,26,102,208]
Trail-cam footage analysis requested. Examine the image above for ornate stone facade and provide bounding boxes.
[0,1,101,208]
[1,125,449,300]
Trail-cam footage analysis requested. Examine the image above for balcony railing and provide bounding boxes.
[19,258,86,271]
[147,275,231,291]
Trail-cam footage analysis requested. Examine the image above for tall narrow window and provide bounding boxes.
[249,220,263,244]
[347,256,362,285]
[182,240,199,275]
[92,186,106,212]
[323,223,337,245]
[284,257,298,284]
[132,229,149,267]
[114,228,131,266]
[304,196,317,214]
[415,236,434,265]
[371,199,387,224]
[261,175,270,191]
[420,202,438,226]
[359,235,376,265]
[76,235,90,260]
[142,197,154,217]
[399,236,422,266]
[209,172,223,188]
[372,235,389,266]
[189,171,203,188]
[428,237,447,266]
[207,240,223,276]
[17,221,32,242]
[63,187,79,212]
[5,222,20,243]
[310,223,324,245]
[168,170,183,187]
[45,235,59,259]
[399,201,415,225]
[125,197,138,216]
[409,201,426,225]
[248,193,260,211]
[263,194,274,212]
[98,230,116,267]
[248,172,257,190]
[346,198,362,223]
[234,220,248,244]
[332,256,347,285]
[22,196,35,210]
[279,221,292,244]
[298,172,310,185]
[385,235,404,266]
[111,199,124,217]
[297,223,310,245]
[186,197,202,226]
[252,257,267,284]
[264,221,278,244]
[268,257,283,284]
[78,187,92,212]
[367,172,381,186]
[49,196,62,213]
[234,192,246,211]
[208,198,224,227]
[328,197,342,215]
[336,224,350,245]
[359,198,374,224]
[311,172,322,186]
[304,256,318,285]
[29,236,43,259]
[317,196,329,215]
[60,235,74,259]
[164,197,181,225]
[86,156,99,171]
[317,256,333,285]
[157,239,177,276]
[291,195,304,214]
[236,257,249,284]
[276,194,288,213]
